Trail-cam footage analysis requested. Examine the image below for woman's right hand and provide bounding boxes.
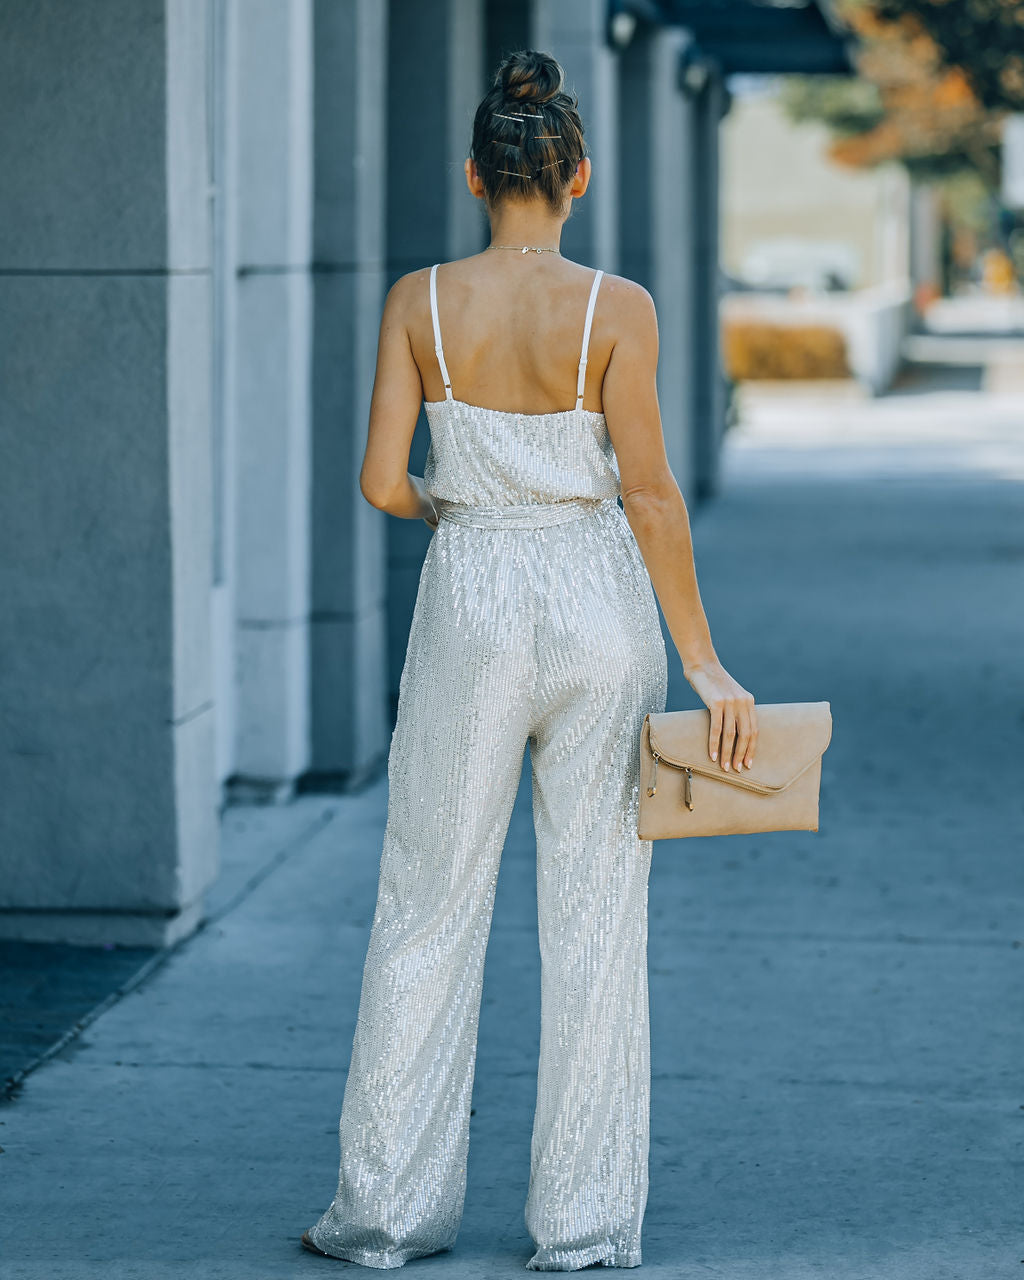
[683,660,758,772]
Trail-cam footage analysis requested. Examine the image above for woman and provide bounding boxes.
[303,49,757,1272]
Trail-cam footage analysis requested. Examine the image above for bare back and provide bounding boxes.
[411,254,618,416]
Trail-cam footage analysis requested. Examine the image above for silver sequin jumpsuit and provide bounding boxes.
[307,263,669,1271]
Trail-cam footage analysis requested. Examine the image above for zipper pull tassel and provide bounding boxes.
[684,767,693,811]
[647,750,659,797]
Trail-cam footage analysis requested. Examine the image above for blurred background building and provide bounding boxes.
[4,0,1021,951]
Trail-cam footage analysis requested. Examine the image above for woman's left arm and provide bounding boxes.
[360,272,439,527]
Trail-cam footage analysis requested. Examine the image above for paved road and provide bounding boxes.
[2,369,1021,1278]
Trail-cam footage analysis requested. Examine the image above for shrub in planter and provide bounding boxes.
[723,320,851,380]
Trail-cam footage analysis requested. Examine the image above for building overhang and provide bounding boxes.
[609,0,857,75]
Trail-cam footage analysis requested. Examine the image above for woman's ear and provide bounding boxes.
[569,155,592,200]
[465,157,486,200]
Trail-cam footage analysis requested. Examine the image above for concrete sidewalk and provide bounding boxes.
[2,370,1022,1279]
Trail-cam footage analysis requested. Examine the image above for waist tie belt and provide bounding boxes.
[435,496,617,530]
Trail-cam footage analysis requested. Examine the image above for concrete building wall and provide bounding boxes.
[691,71,728,501]
[487,0,531,70]
[209,0,241,791]
[0,0,217,945]
[229,0,315,799]
[307,0,391,788]
[618,24,698,501]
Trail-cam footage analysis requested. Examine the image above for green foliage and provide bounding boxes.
[940,169,995,235]
[779,76,885,137]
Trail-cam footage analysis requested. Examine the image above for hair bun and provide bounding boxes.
[499,50,563,106]
[471,48,584,210]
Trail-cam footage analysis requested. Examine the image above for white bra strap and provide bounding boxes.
[575,268,604,410]
[429,262,453,401]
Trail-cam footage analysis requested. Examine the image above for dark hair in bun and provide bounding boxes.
[500,49,563,105]
[469,50,587,214]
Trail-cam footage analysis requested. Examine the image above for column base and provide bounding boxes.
[0,899,205,947]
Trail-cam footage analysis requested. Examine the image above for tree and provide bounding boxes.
[873,0,1024,114]
[780,0,1010,187]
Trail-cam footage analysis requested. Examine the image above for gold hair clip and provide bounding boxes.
[534,159,566,171]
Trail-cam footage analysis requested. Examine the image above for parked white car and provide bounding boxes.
[740,237,860,293]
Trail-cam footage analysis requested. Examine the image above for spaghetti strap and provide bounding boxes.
[575,269,604,411]
[429,263,453,402]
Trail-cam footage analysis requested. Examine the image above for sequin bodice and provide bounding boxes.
[422,399,621,506]
[421,262,620,507]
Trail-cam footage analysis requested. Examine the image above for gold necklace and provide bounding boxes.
[487,243,561,255]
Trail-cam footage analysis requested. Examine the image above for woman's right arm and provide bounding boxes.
[602,278,757,773]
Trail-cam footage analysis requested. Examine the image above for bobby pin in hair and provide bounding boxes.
[534,159,566,171]
[497,168,532,178]
[493,111,543,122]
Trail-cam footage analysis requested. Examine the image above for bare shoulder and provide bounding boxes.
[597,272,657,341]
[383,266,432,318]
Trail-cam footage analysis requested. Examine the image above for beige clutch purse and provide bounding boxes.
[637,701,832,840]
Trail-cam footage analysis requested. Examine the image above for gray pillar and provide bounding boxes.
[618,24,696,501]
[305,0,390,788]
[908,182,942,299]
[532,0,619,272]
[229,0,314,799]
[692,68,727,502]
[0,0,216,945]
[385,0,485,705]
[209,0,241,792]
[486,0,530,71]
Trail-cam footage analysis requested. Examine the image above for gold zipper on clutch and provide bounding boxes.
[648,749,695,811]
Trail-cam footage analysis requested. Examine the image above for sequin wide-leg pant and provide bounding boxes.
[308,497,668,1271]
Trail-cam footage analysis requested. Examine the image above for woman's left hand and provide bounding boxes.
[683,659,758,772]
